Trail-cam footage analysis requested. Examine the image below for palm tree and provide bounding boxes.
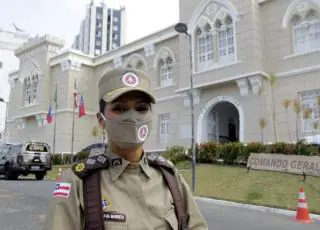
[312,121,319,143]
[293,99,301,142]
[303,108,312,121]
[303,108,313,142]
[259,118,268,143]
[282,99,292,142]
[313,95,320,142]
[91,125,99,137]
[269,73,278,142]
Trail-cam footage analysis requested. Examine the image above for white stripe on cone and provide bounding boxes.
[298,192,306,199]
[297,202,308,208]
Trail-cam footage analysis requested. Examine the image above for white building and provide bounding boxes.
[0,25,29,140]
[4,0,320,154]
[72,0,126,56]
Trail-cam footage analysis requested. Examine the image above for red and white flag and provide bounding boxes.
[79,95,86,118]
[52,182,72,198]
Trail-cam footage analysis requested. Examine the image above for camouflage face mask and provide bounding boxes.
[104,109,152,149]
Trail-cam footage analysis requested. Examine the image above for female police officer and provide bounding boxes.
[43,67,208,230]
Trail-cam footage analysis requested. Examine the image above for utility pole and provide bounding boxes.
[52,85,58,154]
[175,22,196,192]
[70,89,78,163]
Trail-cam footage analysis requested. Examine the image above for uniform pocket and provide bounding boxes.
[164,208,178,230]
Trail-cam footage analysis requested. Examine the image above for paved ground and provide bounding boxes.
[0,179,319,230]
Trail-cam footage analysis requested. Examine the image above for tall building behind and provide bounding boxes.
[72,0,126,56]
[0,25,29,141]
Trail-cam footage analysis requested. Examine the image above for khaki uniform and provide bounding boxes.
[44,67,208,229]
[44,150,208,229]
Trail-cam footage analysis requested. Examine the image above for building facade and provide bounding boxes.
[5,0,320,154]
[72,0,126,56]
[0,26,29,141]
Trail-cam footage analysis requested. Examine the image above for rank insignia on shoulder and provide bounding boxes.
[111,158,122,167]
[146,152,175,171]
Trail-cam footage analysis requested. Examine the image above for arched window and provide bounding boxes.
[31,74,39,103]
[136,61,145,70]
[292,9,320,53]
[159,57,173,87]
[124,54,147,70]
[194,11,236,72]
[23,74,39,105]
[197,24,214,69]
[216,16,235,63]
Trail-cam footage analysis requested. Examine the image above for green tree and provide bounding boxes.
[269,73,278,142]
[293,99,301,141]
[259,118,268,143]
[282,99,292,142]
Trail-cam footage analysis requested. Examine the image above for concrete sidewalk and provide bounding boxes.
[195,196,320,220]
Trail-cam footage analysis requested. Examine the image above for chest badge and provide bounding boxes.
[101,195,112,210]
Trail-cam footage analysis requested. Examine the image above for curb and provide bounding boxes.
[195,196,320,220]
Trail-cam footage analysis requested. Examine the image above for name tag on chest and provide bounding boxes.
[103,211,126,222]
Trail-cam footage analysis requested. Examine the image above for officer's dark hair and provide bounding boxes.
[99,99,106,113]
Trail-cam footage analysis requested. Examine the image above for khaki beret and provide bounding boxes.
[98,67,156,104]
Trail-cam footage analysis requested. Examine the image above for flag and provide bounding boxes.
[79,95,86,118]
[46,105,53,124]
[52,182,72,198]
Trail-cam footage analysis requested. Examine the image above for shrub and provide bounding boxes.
[197,141,219,163]
[163,141,318,165]
[220,142,244,165]
[162,146,189,164]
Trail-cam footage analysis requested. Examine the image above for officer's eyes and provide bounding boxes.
[111,105,127,113]
[110,103,150,114]
[135,103,151,113]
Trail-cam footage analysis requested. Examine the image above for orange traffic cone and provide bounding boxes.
[56,168,62,182]
[295,188,313,224]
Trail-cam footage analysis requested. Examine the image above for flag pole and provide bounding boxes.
[70,79,78,163]
[52,84,58,154]
[70,92,76,163]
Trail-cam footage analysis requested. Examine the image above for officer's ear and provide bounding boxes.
[96,112,106,129]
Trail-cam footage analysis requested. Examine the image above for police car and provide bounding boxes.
[0,141,52,180]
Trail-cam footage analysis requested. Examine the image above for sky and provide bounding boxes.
[0,0,179,132]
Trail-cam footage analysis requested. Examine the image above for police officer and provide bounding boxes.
[43,67,208,230]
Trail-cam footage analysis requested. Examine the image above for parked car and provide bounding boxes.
[74,142,108,162]
[0,141,52,180]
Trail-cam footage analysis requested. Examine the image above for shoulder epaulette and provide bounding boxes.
[146,152,175,173]
[72,154,110,179]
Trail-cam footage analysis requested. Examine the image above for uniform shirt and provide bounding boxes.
[43,151,208,230]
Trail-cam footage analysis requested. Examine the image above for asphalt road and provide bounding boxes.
[0,179,319,230]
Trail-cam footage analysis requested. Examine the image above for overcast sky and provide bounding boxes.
[0,0,179,131]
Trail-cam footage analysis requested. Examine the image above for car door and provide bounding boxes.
[0,145,9,172]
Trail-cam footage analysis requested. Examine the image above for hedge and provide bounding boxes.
[163,141,320,166]
[51,141,319,166]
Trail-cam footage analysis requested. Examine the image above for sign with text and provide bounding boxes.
[247,153,320,177]
[25,144,49,152]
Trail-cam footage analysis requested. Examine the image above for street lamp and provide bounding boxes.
[175,22,196,192]
[0,97,8,142]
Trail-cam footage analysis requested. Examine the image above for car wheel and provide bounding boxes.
[35,172,45,180]
[4,167,18,180]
